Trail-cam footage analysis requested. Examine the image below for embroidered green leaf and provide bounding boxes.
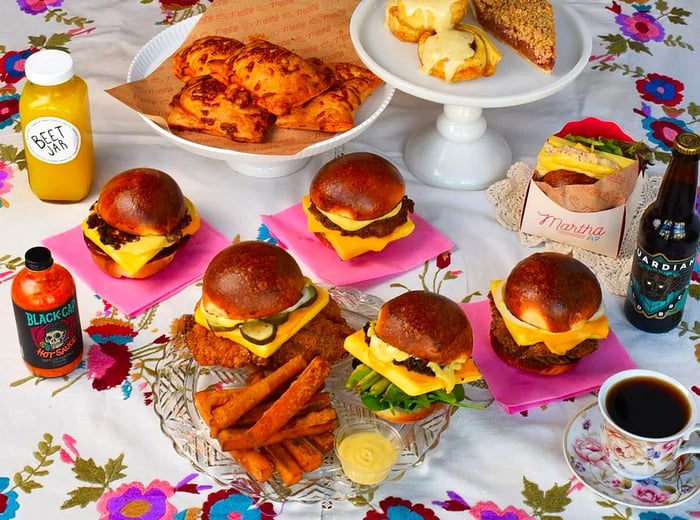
[44,8,94,28]
[600,33,629,55]
[72,457,107,484]
[522,477,571,518]
[61,485,105,509]
[460,290,481,304]
[664,34,694,51]
[45,33,74,49]
[0,144,26,170]
[627,40,652,55]
[667,6,691,25]
[104,453,128,484]
[688,101,700,118]
[12,433,60,494]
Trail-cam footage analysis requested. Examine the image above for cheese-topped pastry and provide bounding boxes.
[418,24,501,82]
[397,0,468,31]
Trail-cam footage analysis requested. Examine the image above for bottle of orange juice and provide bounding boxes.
[11,246,84,377]
[20,49,94,202]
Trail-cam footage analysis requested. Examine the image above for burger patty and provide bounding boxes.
[83,233,191,263]
[487,293,599,367]
[308,196,415,238]
[84,204,194,249]
[170,297,354,369]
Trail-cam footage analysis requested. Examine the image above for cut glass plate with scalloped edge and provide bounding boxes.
[153,286,453,503]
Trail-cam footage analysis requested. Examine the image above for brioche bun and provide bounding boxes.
[310,152,405,220]
[201,241,305,320]
[96,168,187,236]
[488,252,604,375]
[375,290,473,365]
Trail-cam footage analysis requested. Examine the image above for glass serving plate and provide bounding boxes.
[152,287,453,503]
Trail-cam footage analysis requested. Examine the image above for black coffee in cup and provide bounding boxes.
[605,375,691,438]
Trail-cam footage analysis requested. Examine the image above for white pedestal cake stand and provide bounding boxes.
[350,1,592,190]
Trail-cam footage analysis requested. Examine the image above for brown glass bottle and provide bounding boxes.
[11,246,84,376]
[624,132,700,332]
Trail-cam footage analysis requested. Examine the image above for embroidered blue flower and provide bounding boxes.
[639,512,687,520]
[0,95,20,130]
[0,476,20,520]
[635,74,684,107]
[256,223,278,244]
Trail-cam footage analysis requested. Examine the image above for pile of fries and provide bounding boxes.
[194,355,338,486]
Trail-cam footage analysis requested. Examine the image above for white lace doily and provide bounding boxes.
[486,161,661,296]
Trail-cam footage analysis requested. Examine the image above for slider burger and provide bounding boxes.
[488,252,609,375]
[302,152,415,261]
[82,167,200,278]
[535,134,643,187]
[182,240,353,367]
[344,290,481,423]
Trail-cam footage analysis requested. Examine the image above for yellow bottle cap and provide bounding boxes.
[673,132,700,155]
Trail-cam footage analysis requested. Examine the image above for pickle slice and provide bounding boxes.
[240,320,277,345]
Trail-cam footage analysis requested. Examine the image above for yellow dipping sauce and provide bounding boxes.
[337,431,399,485]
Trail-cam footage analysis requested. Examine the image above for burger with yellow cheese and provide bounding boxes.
[82,167,200,279]
[177,240,353,369]
[488,252,609,375]
[344,290,481,423]
[302,152,415,261]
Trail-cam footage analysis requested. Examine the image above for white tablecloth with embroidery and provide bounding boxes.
[0,1,698,519]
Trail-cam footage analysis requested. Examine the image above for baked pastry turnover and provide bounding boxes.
[167,75,276,143]
[173,36,244,83]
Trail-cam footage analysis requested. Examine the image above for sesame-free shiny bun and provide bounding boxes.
[375,290,473,365]
[309,152,406,220]
[96,167,186,236]
[504,252,602,333]
[201,241,305,320]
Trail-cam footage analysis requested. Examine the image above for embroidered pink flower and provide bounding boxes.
[635,74,684,107]
[0,95,20,130]
[615,12,665,42]
[97,480,176,520]
[16,0,63,15]
[201,488,276,519]
[469,501,534,520]
[86,341,133,390]
[0,161,14,195]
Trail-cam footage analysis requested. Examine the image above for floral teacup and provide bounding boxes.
[598,369,700,479]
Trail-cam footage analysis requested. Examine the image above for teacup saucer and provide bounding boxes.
[563,402,700,509]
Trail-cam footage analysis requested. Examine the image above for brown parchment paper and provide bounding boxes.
[106,0,368,156]
[534,161,641,213]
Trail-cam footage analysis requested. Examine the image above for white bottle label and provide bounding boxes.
[24,117,81,164]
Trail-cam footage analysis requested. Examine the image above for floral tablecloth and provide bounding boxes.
[1,1,699,520]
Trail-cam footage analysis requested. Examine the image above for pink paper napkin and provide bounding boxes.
[42,220,231,317]
[261,203,453,286]
[462,300,637,414]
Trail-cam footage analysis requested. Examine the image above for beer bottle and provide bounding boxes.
[624,132,700,332]
[11,246,84,377]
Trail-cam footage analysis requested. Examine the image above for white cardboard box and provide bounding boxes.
[519,173,643,257]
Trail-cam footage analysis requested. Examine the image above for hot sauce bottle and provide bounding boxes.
[11,246,84,377]
[19,49,94,202]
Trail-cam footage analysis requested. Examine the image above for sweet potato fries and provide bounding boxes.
[194,355,337,486]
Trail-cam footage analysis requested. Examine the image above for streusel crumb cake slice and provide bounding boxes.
[471,0,556,73]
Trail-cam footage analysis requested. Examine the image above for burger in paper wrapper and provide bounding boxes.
[532,118,648,212]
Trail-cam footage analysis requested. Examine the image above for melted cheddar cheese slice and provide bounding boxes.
[490,280,609,355]
[302,195,415,261]
[194,284,329,358]
[344,327,481,397]
[82,198,200,277]
[536,136,636,180]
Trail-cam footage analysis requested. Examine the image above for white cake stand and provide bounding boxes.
[350,1,592,190]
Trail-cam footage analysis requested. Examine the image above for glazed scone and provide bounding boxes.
[397,0,468,32]
[471,0,556,73]
[418,24,501,82]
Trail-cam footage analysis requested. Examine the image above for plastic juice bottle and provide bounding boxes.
[11,246,84,377]
[19,49,94,202]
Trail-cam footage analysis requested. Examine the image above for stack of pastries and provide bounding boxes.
[167,36,383,143]
[385,0,502,82]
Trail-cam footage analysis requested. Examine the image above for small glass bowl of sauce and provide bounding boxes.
[335,419,402,486]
